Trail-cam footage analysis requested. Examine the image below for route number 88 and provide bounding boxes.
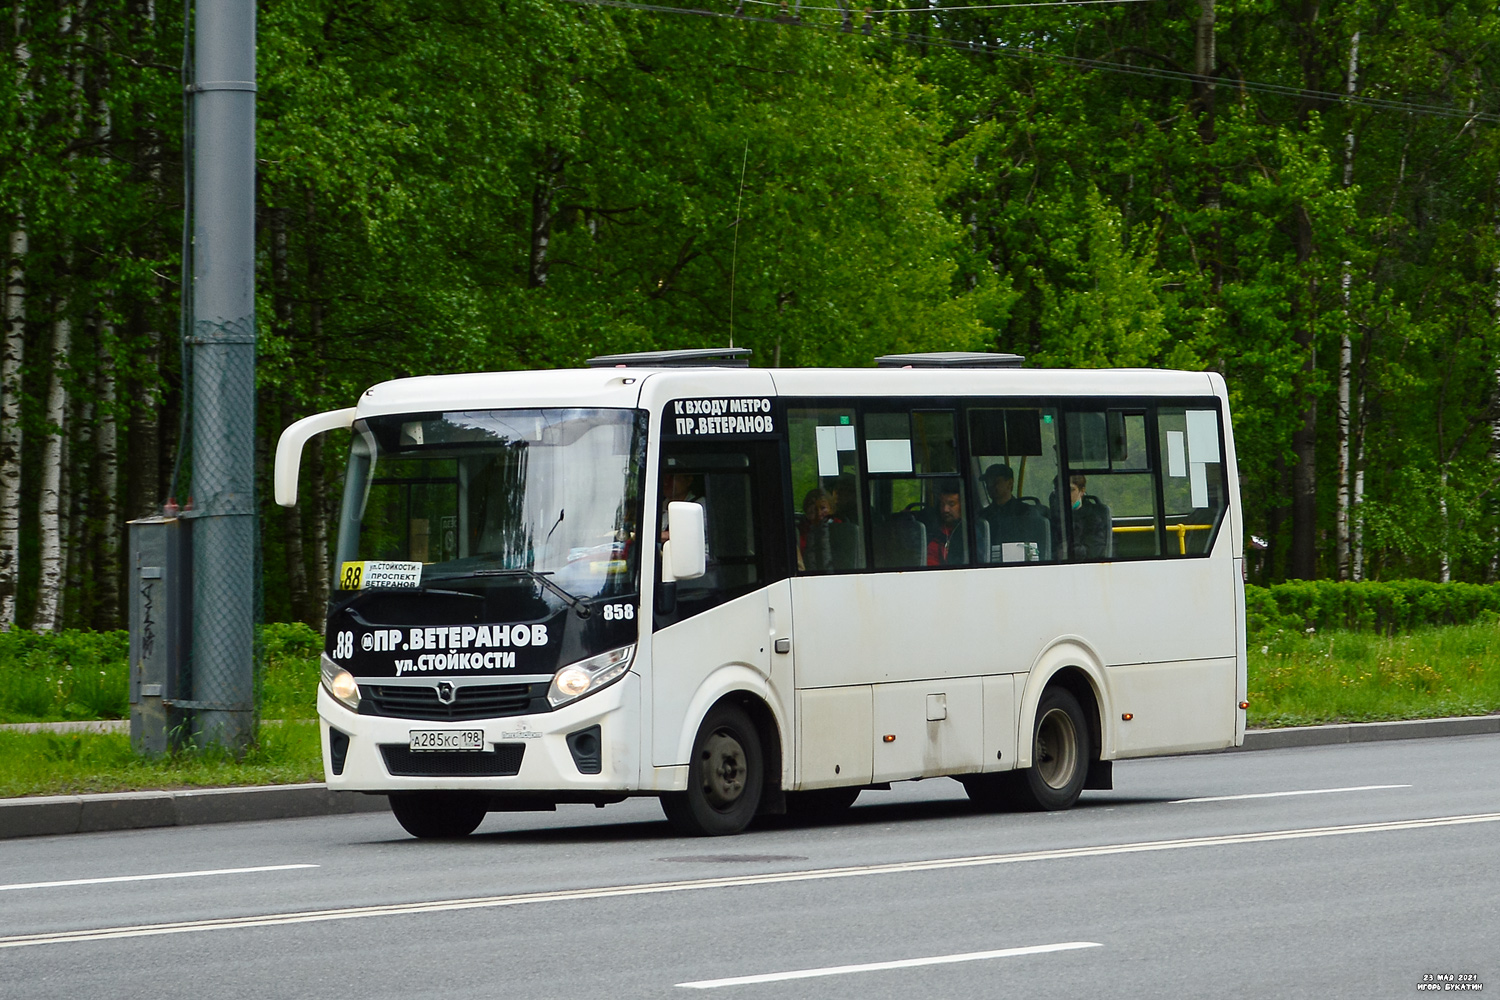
[333,631,355,659]
[340,563,363,590]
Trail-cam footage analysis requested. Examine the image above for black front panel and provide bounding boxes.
[361,682,549,721]
[325,586,639,681]
[380,744,526,777]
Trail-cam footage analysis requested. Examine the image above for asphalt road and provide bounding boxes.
[2,735,1496,999]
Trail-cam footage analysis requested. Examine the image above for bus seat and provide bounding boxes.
[874,516,926,568]
[975,518,991,564]
[828,520,862,570]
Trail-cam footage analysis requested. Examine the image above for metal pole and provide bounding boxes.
[189,0,256,750]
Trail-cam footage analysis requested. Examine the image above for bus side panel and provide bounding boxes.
[981,674,1020,773]
[1108,657,1237,757]
[871,677,983,782]
[797,686,872,789]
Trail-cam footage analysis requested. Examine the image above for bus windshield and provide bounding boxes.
[335,408,646,602]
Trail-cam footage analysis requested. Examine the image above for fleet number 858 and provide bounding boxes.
[601,603,635,621]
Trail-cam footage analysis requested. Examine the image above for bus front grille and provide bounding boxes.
[379,744,526,777]
[361,683,547,721]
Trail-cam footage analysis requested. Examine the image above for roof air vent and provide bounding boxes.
[587,348,752,369]
[875,352,1025,369]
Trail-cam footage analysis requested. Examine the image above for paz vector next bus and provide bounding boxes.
[274,349,1247,838]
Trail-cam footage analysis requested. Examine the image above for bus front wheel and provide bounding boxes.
[389,791,487,839]
[1015,687,1090,811]
[661,703,765,836]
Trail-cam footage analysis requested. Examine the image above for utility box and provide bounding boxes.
[128,516,193,755]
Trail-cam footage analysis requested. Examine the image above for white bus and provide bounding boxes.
[275,350,1246,838]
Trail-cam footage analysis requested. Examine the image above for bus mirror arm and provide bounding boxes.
[274,407,357,507]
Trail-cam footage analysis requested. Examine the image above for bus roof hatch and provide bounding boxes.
[587,348,752,368]
[875,352,1025,369]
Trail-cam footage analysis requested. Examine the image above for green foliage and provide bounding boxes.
[0,722,324,798]
[1248,623,1500,727]
[0,625,321,723]
[1247,580,1500,642]
[0,630,130,723]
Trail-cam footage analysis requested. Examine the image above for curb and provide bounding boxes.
[0,784,388,840]
[3,716,1497,840]
[1237,714,1500,751]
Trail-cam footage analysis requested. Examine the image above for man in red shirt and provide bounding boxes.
[926,480,967,566]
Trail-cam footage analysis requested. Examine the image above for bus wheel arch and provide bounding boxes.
[1015,641,1108,773]
[661,696,774,836]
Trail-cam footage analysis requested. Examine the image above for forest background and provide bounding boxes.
[4,0,1500,632]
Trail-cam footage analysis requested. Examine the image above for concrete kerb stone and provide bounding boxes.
[1237,714,1500,751]
[4,715,1500,840]
[0,784,388,841]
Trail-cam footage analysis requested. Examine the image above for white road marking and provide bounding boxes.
[0,864,319,893]
[675,942,1102,988]
[4,811,1498,949]
[1171,784,1411,804]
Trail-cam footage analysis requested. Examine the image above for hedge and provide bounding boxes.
[1246,580,1500,641]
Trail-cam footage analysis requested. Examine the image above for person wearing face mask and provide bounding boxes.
[1068,474,1111,560]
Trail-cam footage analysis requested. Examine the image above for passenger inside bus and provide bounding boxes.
[1068,474,1112,559]
[925,479,968,566]
[979,464,1051,562]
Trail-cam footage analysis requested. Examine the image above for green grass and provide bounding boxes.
[0,721,324,798]
[1248,622,1500,728]
[0,622,321,724]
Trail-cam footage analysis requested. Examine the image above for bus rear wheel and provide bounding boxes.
[1015,688,1090,811]
[661,703,765,836]
[389,791,487,839]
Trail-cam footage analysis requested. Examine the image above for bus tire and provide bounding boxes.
[1015,687,1090,811]
[785,786,861,821]
[389,791,487,839]
[661,703,764,836]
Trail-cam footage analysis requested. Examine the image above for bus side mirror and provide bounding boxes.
[663,501,707,581]
[274,407,357,506]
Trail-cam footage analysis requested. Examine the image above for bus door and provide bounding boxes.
[649,440,792,767]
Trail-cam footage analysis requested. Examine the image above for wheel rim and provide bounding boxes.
[1035,707,1079,790]
[700,730,748,809]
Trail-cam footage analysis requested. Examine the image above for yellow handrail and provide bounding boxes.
[1111,522,1214,554]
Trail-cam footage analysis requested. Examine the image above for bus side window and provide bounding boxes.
[1157,406,1228,556]
[1062,410,1159,561]
[968,407,1060,564]
[787,408,866,573]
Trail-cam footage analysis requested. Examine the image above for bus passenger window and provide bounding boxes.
[1157,407,1228,556]
[968,407,1060,564]
[1062,409,1159,561]
[787,408,866,573]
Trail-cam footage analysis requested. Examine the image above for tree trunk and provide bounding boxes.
[2,4,31,629]
[528,148,563,288]
[1290,204,1319,580]
[1335,28,1360,580]
[65,388,93,626]
[0,226,24,629]
[96,316,121,627]
[33,305,70,632]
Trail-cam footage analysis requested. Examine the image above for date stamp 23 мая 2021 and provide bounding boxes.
[1418,974,1483,992]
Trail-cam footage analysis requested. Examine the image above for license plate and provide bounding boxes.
[409,730,484,752]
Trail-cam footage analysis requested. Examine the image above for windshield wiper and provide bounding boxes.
[436,568,592,618]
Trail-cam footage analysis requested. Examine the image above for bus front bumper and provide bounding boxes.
[317,672,641,795]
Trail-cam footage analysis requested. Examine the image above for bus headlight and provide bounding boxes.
[320,654,361,711]
[547,646,634,709]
